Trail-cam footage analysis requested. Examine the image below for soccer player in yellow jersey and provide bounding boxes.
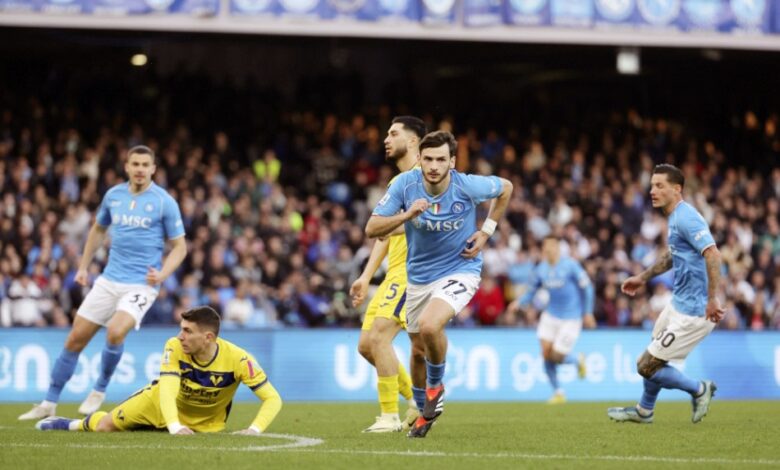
[350,116,427,433]
[35,306,282,435]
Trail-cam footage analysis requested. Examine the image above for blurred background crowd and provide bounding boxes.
[2,32,779,331]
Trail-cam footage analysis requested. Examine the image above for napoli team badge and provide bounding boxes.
[422,0,455,16]
[379,0,408,14]
[595,0,634,21]
[234,0,273,12]
[637,0,681,25]
[730,0,765,26]
[144,0,175,10]
[280,0,318,13]
[682,0,721,27]
[451,202,465,214]
[509,0,545,14]
[329,0,365,13]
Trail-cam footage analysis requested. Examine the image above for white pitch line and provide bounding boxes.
[7,433,323,452]
[282,448,780,466]
[7,440,779,466]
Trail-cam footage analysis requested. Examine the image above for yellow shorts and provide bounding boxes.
[110,382,224,433]
[361,277,407,331]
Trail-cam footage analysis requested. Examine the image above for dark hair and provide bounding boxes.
[181,306,221,336]
[127,145,156,165]
[653,164,684,188]
[419,130,457,158]
[391,116,427,140]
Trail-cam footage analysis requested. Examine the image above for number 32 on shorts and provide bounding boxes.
[129,294,148,311]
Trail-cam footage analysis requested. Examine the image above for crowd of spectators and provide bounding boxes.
[1,70,780,331]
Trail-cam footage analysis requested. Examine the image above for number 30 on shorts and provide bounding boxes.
[655,328,676,348]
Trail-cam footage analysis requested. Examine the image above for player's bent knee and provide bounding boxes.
[357,340,373,361]
[636,353,663,379]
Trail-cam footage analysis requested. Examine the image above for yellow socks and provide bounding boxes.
[397,361,413,401]
[378,375,399,414]
[79,411,108,431]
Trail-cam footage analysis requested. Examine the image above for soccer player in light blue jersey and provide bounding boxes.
[367,130,513,438]
[19,146,188,421]
[608,164,724,425]
[517,236,595,404]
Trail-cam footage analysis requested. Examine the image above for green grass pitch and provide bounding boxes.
[2,401,779,469]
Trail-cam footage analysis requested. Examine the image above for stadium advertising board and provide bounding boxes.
[0,0,775,35]
[1,329,778,402]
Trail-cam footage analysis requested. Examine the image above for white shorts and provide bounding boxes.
[405,273,480,334]
[536,312,582,355]
[77,276,159,330]
[647,303,716,361]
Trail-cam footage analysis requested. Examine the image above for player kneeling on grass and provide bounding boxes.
[36,306,282,435]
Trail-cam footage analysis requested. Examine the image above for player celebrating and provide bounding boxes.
[36,306,282,434]
[515,236,595,404]
[608,164,723,424]
[19,145,188,420]
[366,130,513,438]
[351,116,426,433]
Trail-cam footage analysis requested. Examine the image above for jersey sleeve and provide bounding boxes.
[679,209,716,254]
[158,338,183,430]
[236,350,282,432]
[162,195,185,240]
[518,265,542,307]
[460,174,503,204]
[95,193,112,227]
[372,173,407,217]
[237,351,270,392]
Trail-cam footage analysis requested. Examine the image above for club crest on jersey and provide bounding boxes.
[451,202,465,214]
[210,373,225,386]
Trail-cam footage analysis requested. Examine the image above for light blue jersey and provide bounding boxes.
[372,170,503,284]
[519,256,594,320]
[96,182,185,286]
[667,201,716,316]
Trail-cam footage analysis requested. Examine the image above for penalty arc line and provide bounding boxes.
[7,433,323,452]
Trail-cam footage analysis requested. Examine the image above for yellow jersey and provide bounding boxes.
[385,168,419,280]
[158,336,279,432]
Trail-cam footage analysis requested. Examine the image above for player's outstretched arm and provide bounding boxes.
[75,223,108,287]
[621,249,672,296]
[159,374,192,435]
[234,383,283,435]
[350,238,390,308]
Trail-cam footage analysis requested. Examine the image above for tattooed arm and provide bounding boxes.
[621,249,672,297]
[703,245,725,322]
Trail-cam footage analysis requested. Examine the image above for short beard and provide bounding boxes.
[385,147,407,162]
